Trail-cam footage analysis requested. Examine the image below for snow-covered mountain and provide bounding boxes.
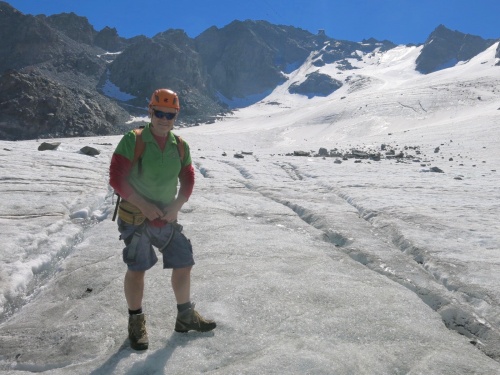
[0,36,499,373]
[1,1,499,140]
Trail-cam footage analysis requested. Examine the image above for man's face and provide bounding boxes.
[150,106,177,134]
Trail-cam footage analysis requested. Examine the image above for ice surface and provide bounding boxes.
[0,44,499,374]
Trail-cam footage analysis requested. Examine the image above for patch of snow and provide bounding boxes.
[101,70,136,101]
[216,90,273,108]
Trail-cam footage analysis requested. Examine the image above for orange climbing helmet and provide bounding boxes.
[149,89,180,110]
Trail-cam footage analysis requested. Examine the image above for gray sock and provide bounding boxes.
[177,302,192,313]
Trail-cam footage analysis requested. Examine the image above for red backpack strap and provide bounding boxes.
[173,133,185,164]
[132,128,146,175]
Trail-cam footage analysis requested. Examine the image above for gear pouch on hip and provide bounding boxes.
[122,230,142,265]
[118,200,146,225]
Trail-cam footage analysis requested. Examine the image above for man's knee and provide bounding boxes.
[126,270,146,281]
[173,266,192,274]
[172,266,192,280]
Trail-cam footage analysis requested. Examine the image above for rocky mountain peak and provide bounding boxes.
[195,20,315,100]
[45,12,96,46]
[94,26,128,52]
[0,2,62,72]
[416,24,496,74]
[107,29,217,120]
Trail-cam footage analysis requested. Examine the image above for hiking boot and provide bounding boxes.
[128,313,149,350]
[175,304,216,333]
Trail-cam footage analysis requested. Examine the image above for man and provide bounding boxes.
[109,88,216,351]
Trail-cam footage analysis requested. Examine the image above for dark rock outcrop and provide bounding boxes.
[0,2,64,73]
[289,71,343,97]
[416,25,496,74]
[0,2,107,88]
[195,20,317,101]
[107,29,222,120]
[430,166,444,173]
[80,146,100,156]
[44,12,96,46]
[94,26,130,52]
[39,13,132,53]
[312,38,396,67]
[0,70,128,140]
[38,141,60,151]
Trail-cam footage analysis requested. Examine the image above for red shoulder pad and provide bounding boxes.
[132,128,145,165]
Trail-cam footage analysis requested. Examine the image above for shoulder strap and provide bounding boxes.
[132,128,145,165]
[173,133,185,164]
[113,128,145,218]
[132,128,145,176]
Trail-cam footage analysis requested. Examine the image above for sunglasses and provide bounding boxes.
[153,109,177,120]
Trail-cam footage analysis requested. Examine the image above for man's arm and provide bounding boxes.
[161,164,195,223]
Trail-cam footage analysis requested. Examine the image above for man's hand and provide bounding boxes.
[126,193,164,221]
[140,201,165,221]
[161,209,179,223]
[161,194,188,223]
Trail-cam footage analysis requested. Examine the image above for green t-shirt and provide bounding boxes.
[114,123,192,205]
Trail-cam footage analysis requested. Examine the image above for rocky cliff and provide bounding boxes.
[0,2,130,140]
[195,21,317,100]
[107,29,221,120]
[0,70,127,140]
[416,25,497,74]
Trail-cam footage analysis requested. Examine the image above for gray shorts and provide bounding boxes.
[118,219,195,271]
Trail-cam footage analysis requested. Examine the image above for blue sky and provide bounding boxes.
[6,0,500,44]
